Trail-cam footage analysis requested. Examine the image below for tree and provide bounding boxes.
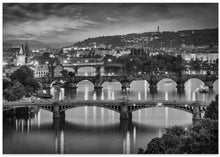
[145,126,185,154]
[25,76,40,91]
[204,95,218,120]
[60,69,69,77]
[68,71,75,77]
[10,65,34,85]
[24,85,34,97]
[145,137,166,154]
[141,119,218,154]
[10,65,40,92]
[3,81,25,101]
[179,119,218,154]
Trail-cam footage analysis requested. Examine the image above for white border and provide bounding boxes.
[1,1,219,157]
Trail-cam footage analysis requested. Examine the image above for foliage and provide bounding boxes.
[10,65,40,91]
[140,96,219,154]
[68,71,75,77]
[139,119,218,154]
[204,95,218,120]
[3,81,25,101]
[142,54,185,74]
[33,52,59,64]
[60,69,69,77]
[24,85,34,97]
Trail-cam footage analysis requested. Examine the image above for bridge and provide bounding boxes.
[3,99,209,122]
[62,62,104,74]
[36,73,218,93]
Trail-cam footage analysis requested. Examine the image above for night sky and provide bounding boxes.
[3,3,218,44]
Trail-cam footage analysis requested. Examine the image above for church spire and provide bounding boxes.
[25,41,29,64]
[25,41,29,56]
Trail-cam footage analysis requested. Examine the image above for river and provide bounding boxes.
[3,68,218,154]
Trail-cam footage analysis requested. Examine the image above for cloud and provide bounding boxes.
[3,3,218,43]
[4,15,97,41]
[106,17,120,22]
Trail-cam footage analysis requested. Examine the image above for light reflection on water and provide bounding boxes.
[3,78,218,154]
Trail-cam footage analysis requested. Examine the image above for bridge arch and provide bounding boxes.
[130,80,149,91]
[77,66,97,76]
[156,78,177,89]
[101,79,122,88]
[59,105,121,113]
[184,78,205,88]
[76,79,95,89]
[129,104,194,114]
[63,67,75,72]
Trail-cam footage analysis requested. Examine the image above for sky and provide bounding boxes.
[3,3,218,44]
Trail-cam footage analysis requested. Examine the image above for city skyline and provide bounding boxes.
[3,3,218,44]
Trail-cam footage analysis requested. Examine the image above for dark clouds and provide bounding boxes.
[3,3,218,43]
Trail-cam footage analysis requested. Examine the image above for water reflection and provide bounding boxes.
[4,105,195,154]
[3,78,218,154]
[57,78,218,102]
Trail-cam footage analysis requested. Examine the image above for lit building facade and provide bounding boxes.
[34,64,49,78]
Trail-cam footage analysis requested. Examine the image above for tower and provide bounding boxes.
[157,26,160,33]
[16,42,29,66]
[24,42,29,64]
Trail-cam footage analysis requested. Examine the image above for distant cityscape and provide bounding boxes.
[3,28,218,79]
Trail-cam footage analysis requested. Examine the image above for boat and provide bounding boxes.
[198,85,209,93]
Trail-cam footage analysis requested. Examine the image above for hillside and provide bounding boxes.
[73,28,218,49]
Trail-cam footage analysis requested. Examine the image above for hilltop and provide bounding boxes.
[73,28,218,49]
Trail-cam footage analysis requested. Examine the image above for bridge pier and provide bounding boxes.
[94,83,103,91]
[74,67,78,74]
[95,66,101,76]
[121,82,130,92]
[176,83,185,94]
[53,102,60,119]
[149,85,157,93]
[68,82,78,90]
[53,102,66,121]
[120,102,132,120]
[204,81,213,89]
[192,103,201,124]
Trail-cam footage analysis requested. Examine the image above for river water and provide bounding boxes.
[3,68,218,154]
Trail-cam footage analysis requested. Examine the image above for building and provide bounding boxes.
[114,49,131,58]
[62,47,72,54]
[54,64,64,77]
[181,52,218,62]
[34,64,49,78]
[8,42,29,66]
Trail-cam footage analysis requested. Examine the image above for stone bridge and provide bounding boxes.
[62,62,104,74]
[3,99,209,122]
[36,73,218,93]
